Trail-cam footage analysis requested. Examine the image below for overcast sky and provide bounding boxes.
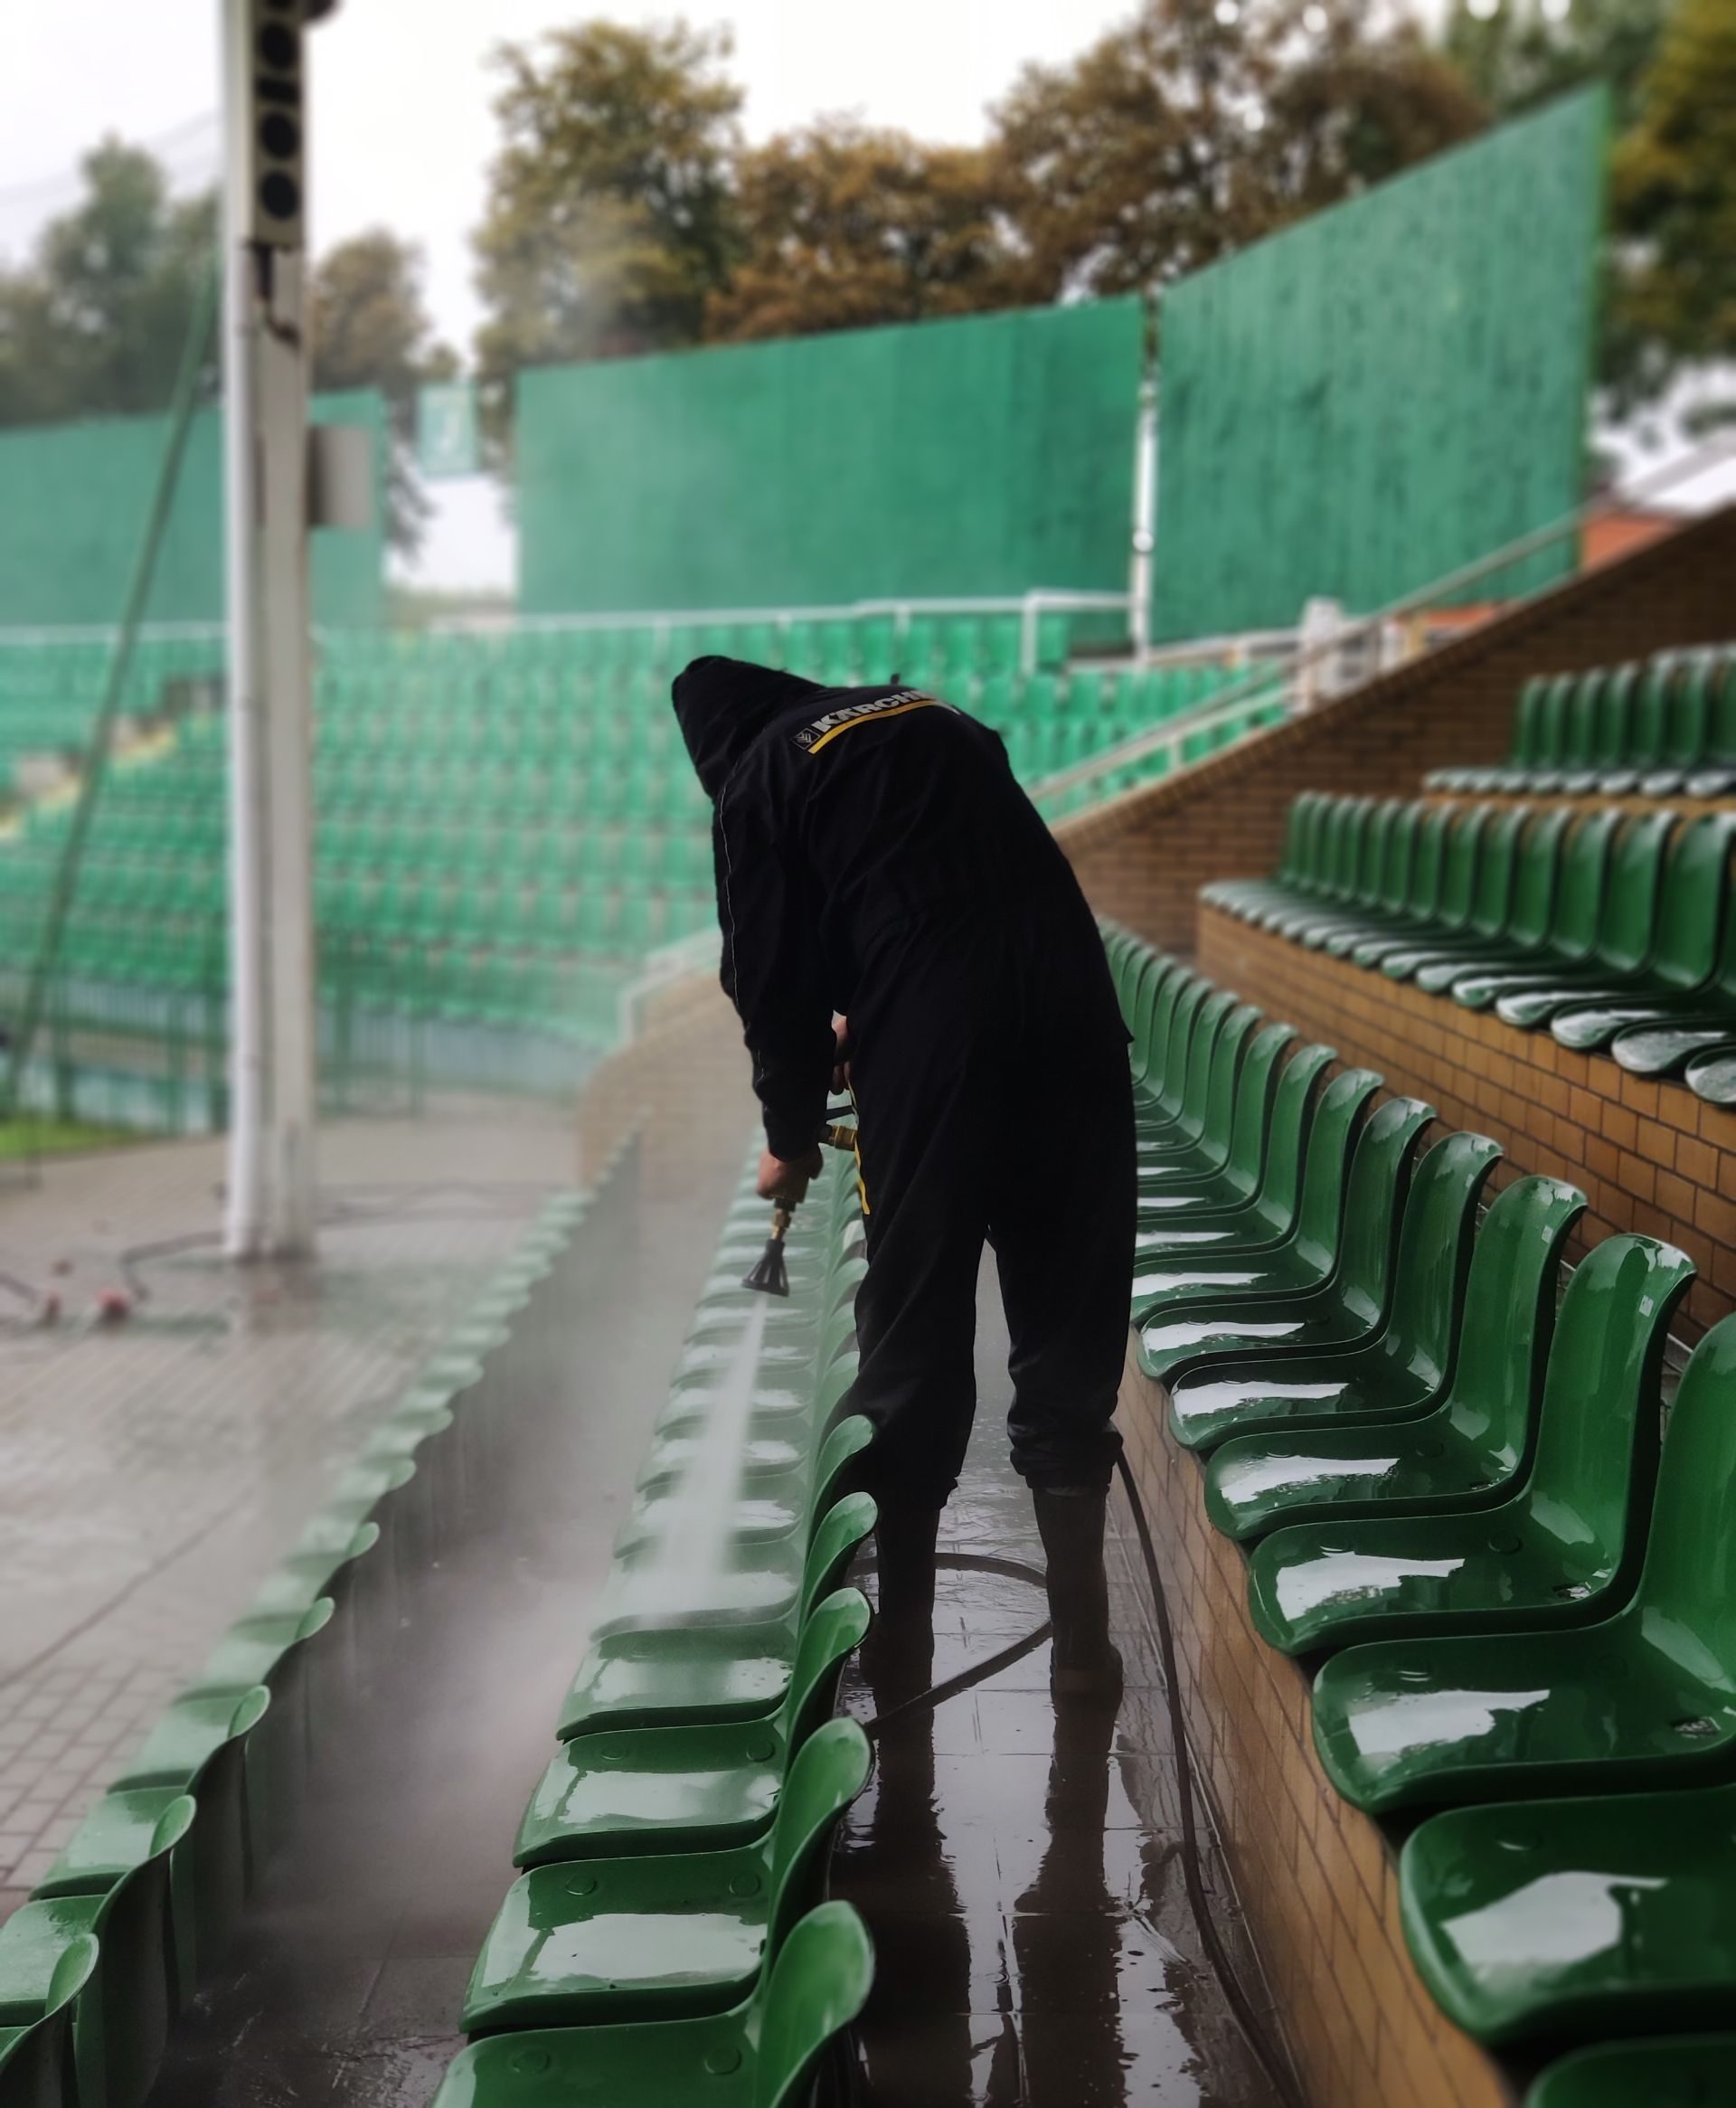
[0,0,1136,358]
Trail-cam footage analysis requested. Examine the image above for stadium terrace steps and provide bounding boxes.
[0,1185,592,2108]
[429,1146,875,2105]
[1101,919,1736,2101]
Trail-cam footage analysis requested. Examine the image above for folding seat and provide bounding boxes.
[1413,806,1611,997]
[1204,1173,1583,1527]
[1137,1095,1434,1385]
[1205,793,1328,925]
[1307,1273,1736,1823]
[1378,802,1554,983]
[1453,808,1675,1014]
[516,1587,868,1866]
[0,1805,190,2108]
[432,1900,872,2108]
[1511,810,1736,1036]
[463,1717,869,2030]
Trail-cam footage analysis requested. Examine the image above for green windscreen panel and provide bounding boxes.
[0,389,387,629]
[1153,89,1606,643]
[516,298,1144,614]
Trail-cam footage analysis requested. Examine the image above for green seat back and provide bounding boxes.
[764,1720,873,1952]
[1326,1099,1438,1328]
[1404,802,1457,918]
[1531,674,1574,767]
[1595,809,1679,975]
[1660,653,1714,770]
[1559,671,1603,769]
[1375,802,1422,910]
[1527,2037,1736,2108]
[1287,1068,1383,1275]
[1593,663,1638,768]
[1626,1313,1736,1668]
[1509,676,1549,767]
[778,1588,872,1747]
[753,1903,876,2108]
[1648,812,1736,991]
[1439,1175,1587,1479]
[1378,1132,1504,1391]
[1546,809,1621,956]
[1244,1042,1336,1234]
[1434,805,1494,931]
[1220,1023,1296,1196]
[1506,808,1572,949]
[1465,802,1532,939]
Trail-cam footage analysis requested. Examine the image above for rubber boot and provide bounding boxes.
[1033,1487,1123,1707]
[858,1502,942,1714]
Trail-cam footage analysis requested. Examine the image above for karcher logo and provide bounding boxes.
[793,690,939,755]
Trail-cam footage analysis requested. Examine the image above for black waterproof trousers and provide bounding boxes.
[845,893,1136,1509]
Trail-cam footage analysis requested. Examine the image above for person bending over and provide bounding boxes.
[673,656,1134,1703]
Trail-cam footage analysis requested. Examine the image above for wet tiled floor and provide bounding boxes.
[834,1269,1276,2104]
[0,1097,573,1914]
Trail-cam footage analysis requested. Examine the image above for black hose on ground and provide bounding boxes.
[854,1494,1306,2108]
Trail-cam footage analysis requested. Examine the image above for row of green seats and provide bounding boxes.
[1428,644,1736,799]
[0,1192,587,2108]
[1211,790,1736,1104]
[430,1151,875,2107]
[1102,928,1736,2105]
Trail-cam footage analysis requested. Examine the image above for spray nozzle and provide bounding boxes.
[741,1202,793,1297]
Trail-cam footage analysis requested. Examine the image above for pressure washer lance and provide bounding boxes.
[741,1121,858,1297]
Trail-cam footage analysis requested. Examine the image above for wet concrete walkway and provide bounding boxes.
[835,1266,1273,2105]
[0,1098,572,1915]
[145,1157,739,2105]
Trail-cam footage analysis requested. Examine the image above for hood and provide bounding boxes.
[671,655,827,800]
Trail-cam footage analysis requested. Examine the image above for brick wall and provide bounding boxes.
[1058,503,1736,955]
[1198,905,1736,1339]
[1118,1341,1517,2108]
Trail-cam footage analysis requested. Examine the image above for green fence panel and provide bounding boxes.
[0,389,388,629]
[516,299,1144,615]
[1152,89,1606,643]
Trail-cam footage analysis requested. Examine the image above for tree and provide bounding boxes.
[981,0,1483,305]
[988,0,1486,303]
[705,120,1013,343]
[1443,0,1669,128]
[1609,0,1736,421]
[472,19,741,433]
[0,139,215,430]
[311,230,457,553]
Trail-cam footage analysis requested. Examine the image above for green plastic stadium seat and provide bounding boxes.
[1546,811,1736,1047]
[1525,2038,1736,2108]
[1136,1043,1335,1244]
[1414,808,1617,998]
[1172,1131,1503,1457]
[0,1932,96,2108]
[1351,805,1494,969]
[1137,997,1256,1173]
[1144,1106,1447,1422]
[1319,802,1458,959]
[1310,1287,1736,1815]
[1255,1232,1690,1657]
[464,1717,869,2028]
[0,1794,193,2108]
[1408,1775,1736,2047]
[1298,801,1421,952]
[520,1589,868,1864]
[1684,651,1736,798]
[1138,1024,1295,1215]
[1382,806,1561,985]
[1454,809,1675,1014]
[1204,1174,1582,1536]
[431,1902,873,2108]
[1131,1067,1383,1334]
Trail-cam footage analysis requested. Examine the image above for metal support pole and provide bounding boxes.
[1129,370,1158,658]
[221,0,319,1258]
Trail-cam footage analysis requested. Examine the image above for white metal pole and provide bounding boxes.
[259,246,318,1255]
[1129,370,1158,658]
[222,0,269,1260]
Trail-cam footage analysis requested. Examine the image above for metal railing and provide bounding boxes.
[1031,433,1736,816]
